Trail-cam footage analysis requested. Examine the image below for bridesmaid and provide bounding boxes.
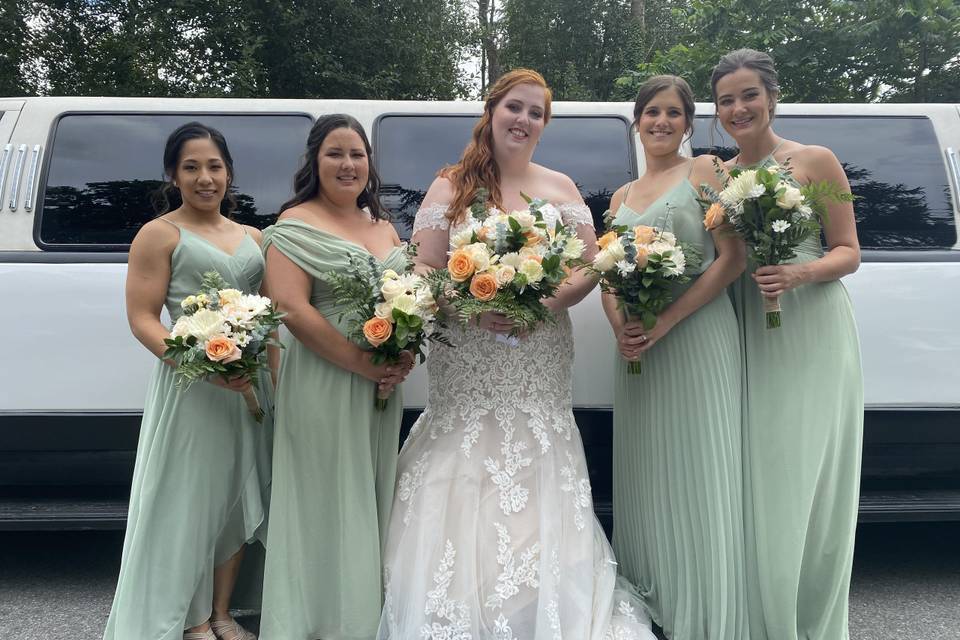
[259,114,413,640]
[711,48,864,640]
[604,75,748,639]
[104,122,273,640]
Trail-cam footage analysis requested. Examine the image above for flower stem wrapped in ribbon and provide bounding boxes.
[426,191,586,342]
[591,206,701,374]
[320,246,450,410]
[164,271,284,422]
[701,158,854,329]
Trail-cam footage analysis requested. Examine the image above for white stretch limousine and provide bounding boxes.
[0,97,958,528]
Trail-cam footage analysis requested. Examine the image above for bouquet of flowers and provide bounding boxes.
[429,192,586,343]
[701,160,853,328]
[164,271,284,422]
[592,210,700,374]
[321,247,447,410]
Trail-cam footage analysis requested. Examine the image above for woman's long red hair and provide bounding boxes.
[440,69,552,224]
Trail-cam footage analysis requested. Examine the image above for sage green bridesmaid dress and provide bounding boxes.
[611,173,748,639]
[735,154,864,640]
[259,219,404,640]
[104,222,273,640]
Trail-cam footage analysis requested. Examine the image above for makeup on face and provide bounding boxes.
[174,138,229,212]
[317,127,369,200]
[492,83,547,151]
[715,67,774,138]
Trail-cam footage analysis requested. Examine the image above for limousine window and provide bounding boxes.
[692,115,956,250]
[38,113,313,249]
[375,115,635,238]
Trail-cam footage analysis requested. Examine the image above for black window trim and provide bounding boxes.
[33,110,315,252]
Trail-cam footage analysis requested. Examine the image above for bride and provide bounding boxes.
[377,69,656,640]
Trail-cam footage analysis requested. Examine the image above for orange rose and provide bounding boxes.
[597,231,618,250]
[363,317,393,347]
[635,246,649,269]
[447,248,476,282]
[205,336,241,363]
[469,272,499,301]
[704,202,726,230]
[633,225,656,245]
[523,230,541,247]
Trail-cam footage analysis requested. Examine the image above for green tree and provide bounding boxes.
[0,1,30,95]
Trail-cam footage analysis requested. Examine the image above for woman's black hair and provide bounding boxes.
[152,121,237,216]
[279,114,386,220]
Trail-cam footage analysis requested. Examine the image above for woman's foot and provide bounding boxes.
[211,615,256,640]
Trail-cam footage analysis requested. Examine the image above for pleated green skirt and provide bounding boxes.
[612,292,747,639]
[735,269,863,640]
[259,336,401,640]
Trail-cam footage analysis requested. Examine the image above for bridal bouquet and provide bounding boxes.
[701,160,853,328]
[164,271,284,422]
[430,192,585,342]
[592,212,700,374]
[321,247,447,410]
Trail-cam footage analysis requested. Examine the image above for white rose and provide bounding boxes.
[391,293,418,315]
[511,210,536,230]
[659,231,677,246]
[593,249,617,272]
[500,252,522,268]
[606,238,626,262]
[170,315,192,338]
[776,184,804,210]
[380,278,404,301]
[375,300,395,319]
[180,295,197,311]
[648,240,673,257]
[466,243,491,272]
[562,236,585,260]
[450,227,475,248]
[519,246,545,260]
[518,259,544,283]
[381,269,399,280]
[495,265,516,286]
[218,288,243,306]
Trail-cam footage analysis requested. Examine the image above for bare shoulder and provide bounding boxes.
[789,143,845,181]
[373,217,402,245]
[609,182,630,213]
[243,225,263,245]
[131,217,179,256]
[691,154,725,189]
[277,204,313,223]
[533,163,581,203]
[421,175,456,207]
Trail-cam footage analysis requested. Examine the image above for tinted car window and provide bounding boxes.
[38,114,313,249]
[375,115,635,238]
[692,116,956,250]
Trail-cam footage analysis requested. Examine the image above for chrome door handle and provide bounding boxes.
[947,148,960,207]
[8,144,26,211]
[0,144,11,209]
[23,144,41,212]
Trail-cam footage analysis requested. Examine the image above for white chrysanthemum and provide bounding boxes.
[234,332,252,347]
[391,293,418,315]
[500,252,522,268]
[176,308,227,341]
[668,250,687,276]
[562,236,585,260]
[771,219,791,233]
[720,169,759,206]
[415,286,437,312]
[593,249,617,272]
[797,204,814,220]
[776,183,804,209]
[518,259,544,283]
[615,260,636,276]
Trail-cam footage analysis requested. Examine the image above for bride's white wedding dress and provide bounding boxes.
[377,202,655,640]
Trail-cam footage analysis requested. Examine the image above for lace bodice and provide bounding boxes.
[412,201,594,236]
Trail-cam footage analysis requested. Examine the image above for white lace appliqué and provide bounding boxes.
[421,540,471,640]
[412,203,453,236]
[484,425,533,515]
[556,202,595,228]
[560,450,593,531]
[397,450,431,524]
[484,522,541,610]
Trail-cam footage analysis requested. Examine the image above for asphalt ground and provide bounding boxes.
[0,522,958,639]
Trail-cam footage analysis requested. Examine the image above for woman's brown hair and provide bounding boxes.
[440,68,552,224]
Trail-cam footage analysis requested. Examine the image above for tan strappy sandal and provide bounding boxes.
[211,617,257,640]
[183,629,217,640]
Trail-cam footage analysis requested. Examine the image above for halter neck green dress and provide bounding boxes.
[259,219,405,640]
[734,153,863,640]
[611,174,748,639]
[104,222,273,640]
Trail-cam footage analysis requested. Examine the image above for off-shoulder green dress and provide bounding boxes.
[734,155,864,640]
[104,222,272,640]
[611,176,748,639]
[259,219,405,640]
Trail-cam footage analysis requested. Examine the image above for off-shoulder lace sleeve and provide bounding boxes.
[556,202,595,228]
[412,203,451,235]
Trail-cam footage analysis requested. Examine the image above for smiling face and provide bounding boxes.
[715,67,777,142]
[635,87,690,156]
[173,137,229,213]
[490,83,547,156]
[316,127,369,203]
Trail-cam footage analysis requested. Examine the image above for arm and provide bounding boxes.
[125,221,179,360]
[753,145,860,297]
[544,178,600,311]
[264,243,404,386]
[411,177,454,273]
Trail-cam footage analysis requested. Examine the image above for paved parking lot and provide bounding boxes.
[0,522,958,639]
